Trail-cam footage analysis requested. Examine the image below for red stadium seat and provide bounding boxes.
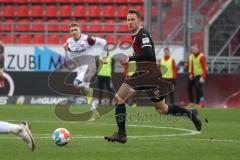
[18,34,32,44]
[15,19,30,32]
[16,0,29,3]
[45,5,58,17]
[85,0,99,3]
[1,20,15,32]
[131,0,144,3]
[31,5,44,17]
[42,0,56,3]
[135,5,144,16]
[62,34,70,43]
[17,5,29,17]
[72,5,87,18]
[0,34,3,42]
[105,35,116,43]
[118,21,129,33]
[152,6,158,17]
[117,6,129,18]
[78,19,87,32]
[33,34,45,44]
[47,34,61,44]
[59,20,72,32]
[32,20,45,32]
[47,20,59,32]
[101,0,114,3]
[88,20,103,33]
[1,0,15,3]
[56,0,71,3]
[162,0,172,5]
[3,5,16,17]
[88,5,101,17]
[114,0,129,3]
[4,34,17,44]
[102,6,116,18]
[119,35,132,43]
[104,20,116,32]
[59,5,72,17]
[69,0,81,2]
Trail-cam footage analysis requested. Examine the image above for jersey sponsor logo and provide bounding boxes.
[142,37,150,44]
[153,89,160,97]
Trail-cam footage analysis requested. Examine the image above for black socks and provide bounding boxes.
[168,104,190,118]
[115,104,126,136]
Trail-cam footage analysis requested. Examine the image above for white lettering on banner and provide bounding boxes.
[4,45,184,72]
[30,97,68,105]
[0,97,8,105]
[4,46,65,71]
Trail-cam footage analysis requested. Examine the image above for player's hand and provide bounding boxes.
[63,42,68,51]
[120,56,129,65]
[102,57,108,64]
[200,76,205,83]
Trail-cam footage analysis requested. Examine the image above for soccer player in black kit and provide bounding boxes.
[104,9,202,143]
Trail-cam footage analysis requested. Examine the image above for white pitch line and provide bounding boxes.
[1,120,201,137]
[0,135,239,143]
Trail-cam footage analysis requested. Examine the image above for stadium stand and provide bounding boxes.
[0,0,227,45]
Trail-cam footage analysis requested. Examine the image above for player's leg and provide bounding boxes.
[153,98,202,131]
[114,83,135,134]
[168,80,175,105]
[88,99,100,121]
[104,83,136,143]
[0,121,35,151]
[97,76,104,105]
[73,64,101,120]
[187,77,195,103]
[195,76,205,107]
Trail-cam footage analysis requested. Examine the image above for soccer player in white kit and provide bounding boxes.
[64,22,108,121]
[0,41,35,151]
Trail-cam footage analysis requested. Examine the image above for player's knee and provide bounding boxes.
[154,103,168,114]
[114,94,125,104]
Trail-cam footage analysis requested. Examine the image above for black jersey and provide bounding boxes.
[129,27,156,63]
[0,43,4,68]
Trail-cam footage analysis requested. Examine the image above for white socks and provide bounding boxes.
[0,121,22,134]
[90,100,97,111]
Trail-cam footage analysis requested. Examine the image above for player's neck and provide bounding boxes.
[73,34,81,41]
[132,26,143,36]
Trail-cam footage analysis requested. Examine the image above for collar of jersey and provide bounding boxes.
[133,26,143,36]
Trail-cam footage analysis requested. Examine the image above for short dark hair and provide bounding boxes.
[69,22,80,28]
[128,9,141,19]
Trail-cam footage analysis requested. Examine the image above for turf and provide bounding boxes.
[0,105,239,160]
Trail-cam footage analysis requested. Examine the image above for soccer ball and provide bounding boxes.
[52,128,70,146]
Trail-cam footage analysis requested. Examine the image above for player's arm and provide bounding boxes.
[129,34,154,61]
[172,59,177,79]
[0,42,5,88]
[200,55,207,81]
[87,35,108,60]
[63,41,73,61]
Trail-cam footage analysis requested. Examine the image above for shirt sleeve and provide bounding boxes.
[172,59,177,79]
[139,33,152,48]
[0,44,4,69]
[129,33,154,61]
[200,55,207,80]
[88,36,107,58]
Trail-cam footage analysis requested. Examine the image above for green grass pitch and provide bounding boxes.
[0,105,239,160]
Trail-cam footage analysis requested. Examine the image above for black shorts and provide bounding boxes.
[125,63,173,102]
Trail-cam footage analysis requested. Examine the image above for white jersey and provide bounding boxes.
[65,34,107,89]
[66,34,107,59]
